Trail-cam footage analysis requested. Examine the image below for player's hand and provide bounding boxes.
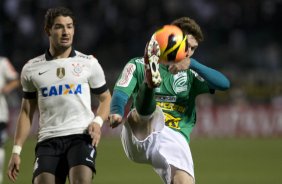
[168,57,191,74]
[109,114,123,128]
[88,122,102,147]
[7,154,21,182]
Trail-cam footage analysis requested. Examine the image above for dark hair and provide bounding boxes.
[44,7,75,30]
[171,17,204,42]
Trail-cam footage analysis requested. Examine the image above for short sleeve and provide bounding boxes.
[21,63,37,92]
[3,58,18,80]
[88,57,107,89]
[190,70,211,95]
[114,60,138,97]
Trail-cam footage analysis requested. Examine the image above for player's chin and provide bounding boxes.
[58,43,72,50]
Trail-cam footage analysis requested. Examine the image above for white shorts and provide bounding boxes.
[121,107,194,184]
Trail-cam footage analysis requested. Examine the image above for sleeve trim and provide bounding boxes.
[90,84,108,95]
[23,92,37,99]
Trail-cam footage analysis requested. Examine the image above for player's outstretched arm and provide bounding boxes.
[109,90,129,128]
[7,98,36,182]
[167,57,230,90]
[189,58,230,90]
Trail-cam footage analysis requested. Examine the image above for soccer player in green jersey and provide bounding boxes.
[110,17,230,184]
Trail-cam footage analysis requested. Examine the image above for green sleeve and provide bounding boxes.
[190,70,211,95]
[114,58,143,97]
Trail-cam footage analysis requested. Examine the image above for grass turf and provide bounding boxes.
[3,136,282,184]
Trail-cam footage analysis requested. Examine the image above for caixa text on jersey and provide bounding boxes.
[40,84,82,97]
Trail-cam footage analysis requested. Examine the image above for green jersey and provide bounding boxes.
[114,57,211,143]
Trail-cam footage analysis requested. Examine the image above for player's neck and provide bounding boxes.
[49,46,72,59]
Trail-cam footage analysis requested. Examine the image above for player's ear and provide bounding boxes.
[45,28,51,36]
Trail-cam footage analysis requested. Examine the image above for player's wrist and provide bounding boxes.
[12,145,22,155]
[93,116,104,127]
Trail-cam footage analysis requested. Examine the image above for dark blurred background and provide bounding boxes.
[1,0,282,137]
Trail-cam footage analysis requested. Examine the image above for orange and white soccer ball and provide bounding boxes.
[152,25,188,62]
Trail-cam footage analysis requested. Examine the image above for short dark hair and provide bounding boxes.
[171,17,204,42]
[44,7,75,30]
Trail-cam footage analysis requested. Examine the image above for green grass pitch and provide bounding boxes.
[3,136,282,184]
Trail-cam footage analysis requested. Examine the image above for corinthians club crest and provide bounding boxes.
[72,63,84,77]
[57,67,65,79]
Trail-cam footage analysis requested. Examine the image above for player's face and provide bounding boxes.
[48,16,74,51]
[186,34,198,57]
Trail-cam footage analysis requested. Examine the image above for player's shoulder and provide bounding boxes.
[119,57,144,78]
[74,50,96,61]
[0,56,7,62]
[22,54,46,72]
[124,57,145,72]
[26,54,46,65]
[20,54,45,74]
[0,56,9,65]
[125,57,144,72]
[189,58,204,81]
[129,57,144,65]
[0,57,9,70]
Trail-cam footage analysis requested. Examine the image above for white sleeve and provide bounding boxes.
[88,57,106,89]
[21,63,36,92]
[3,58,18,80]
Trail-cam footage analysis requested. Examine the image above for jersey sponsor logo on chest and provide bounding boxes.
[173,72,188,94]
[156,102,185,113]
[155,95,176,102]
[41,84,82,97]
[163,112,181,130]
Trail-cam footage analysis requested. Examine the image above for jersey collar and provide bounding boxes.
[45,48,76,61]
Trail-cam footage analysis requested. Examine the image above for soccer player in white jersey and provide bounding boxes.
[7,7,111,184]
[0,57,20,184]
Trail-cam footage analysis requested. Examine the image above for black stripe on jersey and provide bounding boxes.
[91,84,108,95]
[23,92,37,99]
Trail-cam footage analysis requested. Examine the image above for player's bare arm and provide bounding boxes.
[94,89,111,121]
[88,89,111,147]
[1,79,20,94]
[7,98,37,182]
